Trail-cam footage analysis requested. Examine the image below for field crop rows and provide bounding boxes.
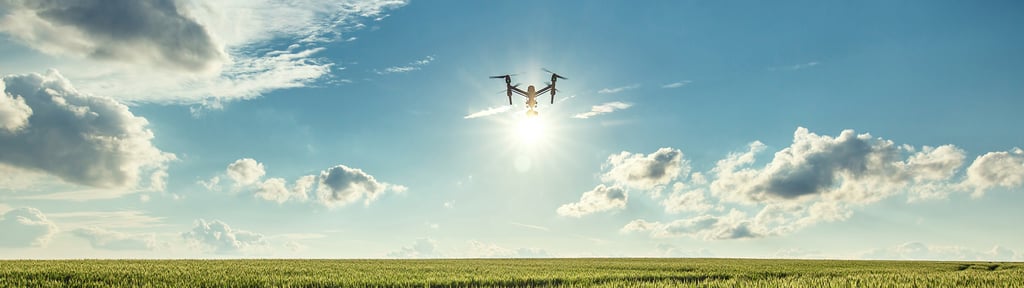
[1,258,1021,287]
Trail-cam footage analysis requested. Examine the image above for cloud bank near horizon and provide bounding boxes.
[560,127,1024,241]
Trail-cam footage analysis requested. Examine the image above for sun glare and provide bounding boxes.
[515,115,546,144]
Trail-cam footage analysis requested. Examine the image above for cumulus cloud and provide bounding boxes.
[213,158,395,206]
[862,242,1018,261]
[710,127,970,204]
[0,81,32,132]
[602,147,687,192]
[290,175,316,202]
[0,0,227,73]
[317,164,400,207]
[0,70,175,191]
[466,240,517,258]
[387,238,440,258]
[72,226,157,251]
[226,158,265,186]
[657,244,714,258]
[0,207,59,247]
[622,210,757,240]
[514,247,550,258]
[255,176,314,203]
[464,105,511,119]
[572,101,632,119]
[254,177,289,203]
[597,84,639,94]
[556,184,627,217]
[577,127,1022,241]
[182,219,266,253]
[662,185,715,214]
[962,148,1024,198]
[0,0,407,104]
[661,80,691,89]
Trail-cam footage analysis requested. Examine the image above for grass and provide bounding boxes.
[1,258,1022,287]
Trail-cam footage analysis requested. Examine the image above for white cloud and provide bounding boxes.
[290,175,316,202]
[0,0,408,104]
[182,219,267,254]
[255,177,290,203]
[583,127,1024,241]
[0,70,175,191]
[509,222,549,231]
[460,241,549,258]
[962,148,1024,198]
[284,241,305,252]
[861,242,1017,261]
[621,210,756,240]
[226,158,265,186]
[72,226,157,251]
[0,0,227,73]
[773,248,823,259]
[572,101,632,119]
[709,127,968,204]
[749,201,852,237]
[255,176,315,203]
[464,105,511,119]
[375,55,435,75]
[772,61,820,71]
[657,244,714,258]
[217,158,396,206]
[514,247,550,258]
[198,176,221,191]
[317,164,401,207]
[711,141,765,177]
[662,185,715,214]
[661,80,691,89]
[466,240,516,258]
[0,207,59,247]
[602,147,688,192]
[597,84,639,94]
[47,210,165,230]
[387,238,440,258]
[556,184,627,218]
[0,81,32,133]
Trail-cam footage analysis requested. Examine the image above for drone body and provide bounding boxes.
[490,69,567,117]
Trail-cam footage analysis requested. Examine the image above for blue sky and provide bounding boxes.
[1,0,1022,260]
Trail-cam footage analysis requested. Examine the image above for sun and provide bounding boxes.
[515,114,546,145]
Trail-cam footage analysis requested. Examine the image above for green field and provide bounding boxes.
[1,258,1021,287]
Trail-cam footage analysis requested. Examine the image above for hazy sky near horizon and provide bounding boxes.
[1,0,1023,260]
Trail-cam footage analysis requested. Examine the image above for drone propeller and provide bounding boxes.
[489,73,519,78]
[542,68,568,80]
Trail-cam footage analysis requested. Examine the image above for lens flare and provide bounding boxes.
[516,115,545,144]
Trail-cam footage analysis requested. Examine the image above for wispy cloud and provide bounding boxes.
[662,80,692,89]
[48,211,166,230]
[597,84,640,94]
[376,55,435,75]
[464,106,512,119]
[771,61,820,71]
[0,0,408,105]
[509,222,549,231]
[573,102,633,119]
[15,189,137,201]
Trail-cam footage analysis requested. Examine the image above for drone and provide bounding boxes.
[490,69,567,117]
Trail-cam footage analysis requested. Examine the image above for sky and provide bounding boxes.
[0,0,1022,260]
